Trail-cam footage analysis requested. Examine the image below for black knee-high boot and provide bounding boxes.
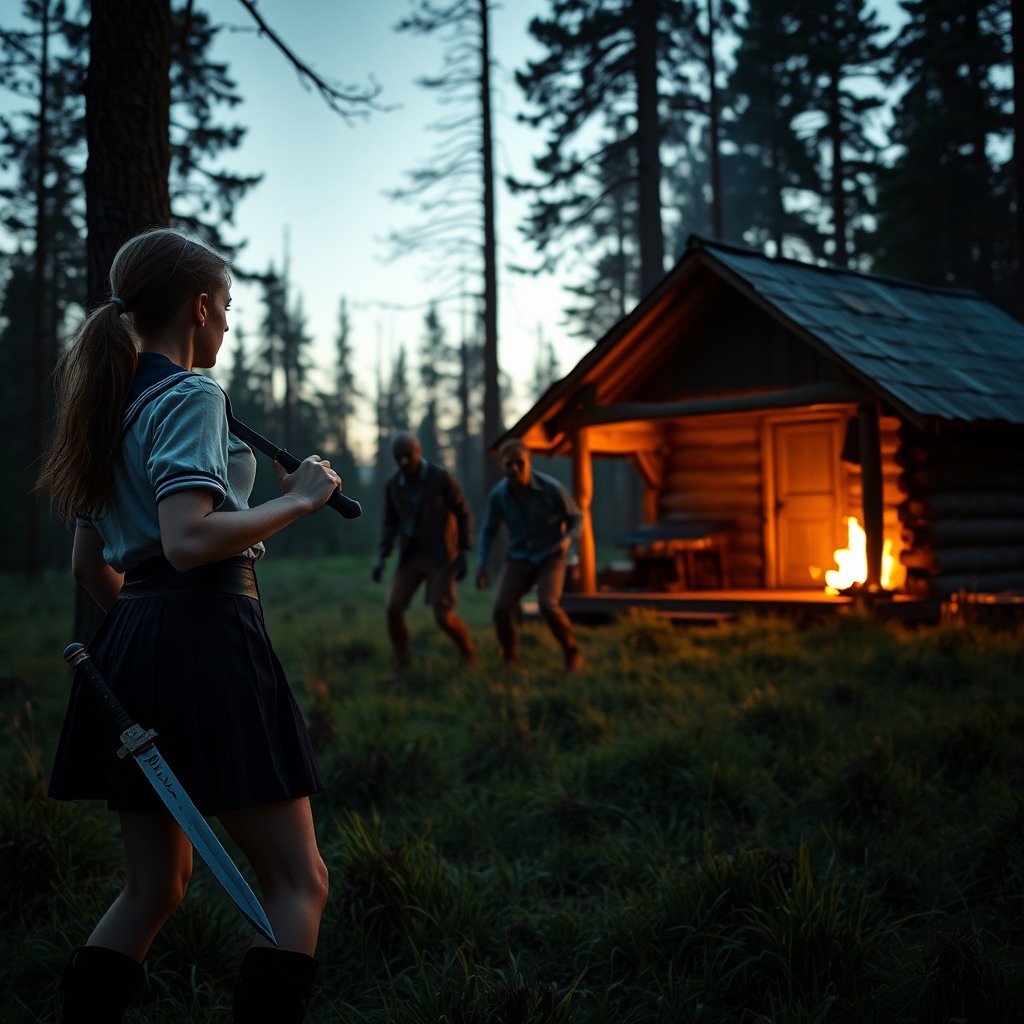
[59,946,144,1023]
[233,947,320,1023]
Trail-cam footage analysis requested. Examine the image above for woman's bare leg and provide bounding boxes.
[218,798,328,955]
[86,809,194,961]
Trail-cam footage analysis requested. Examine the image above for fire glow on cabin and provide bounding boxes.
[497,236,1024,622]
[823,516,899,594]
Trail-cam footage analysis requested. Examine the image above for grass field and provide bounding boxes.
[1,555,1023,1023]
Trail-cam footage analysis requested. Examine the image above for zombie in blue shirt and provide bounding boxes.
[476,439,584,673]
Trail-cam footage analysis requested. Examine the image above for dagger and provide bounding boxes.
[63,642,278,946]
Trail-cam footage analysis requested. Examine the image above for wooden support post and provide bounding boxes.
[858,403,884,590]
[759,419,777,588]
[641,484,659,524]
[572,429,596,594]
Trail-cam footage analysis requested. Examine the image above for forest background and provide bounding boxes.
[0,0,1017,571]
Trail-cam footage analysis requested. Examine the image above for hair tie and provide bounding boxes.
[109,296,126,312]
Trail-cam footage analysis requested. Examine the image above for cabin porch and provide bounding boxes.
[549,388,908,610]
[552,589,941,625]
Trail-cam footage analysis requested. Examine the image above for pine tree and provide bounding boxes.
[721,0,819,255]
[452,326,484,512]
[874,0,1013,306]
[389,0,503,491]
[256,266,287,436]
[225,324,263,428]
[792,0,887,266]
[0,0,88,571]
[328,296,358,459]
[560,133,641,340]
[168,3,262,252]
[531,327,562,400]
[256,259,316,452]
[387,346,412,437]
[417,303,456,465]
[322,297,362,547]
[513,0,702,330]
[0,257,37,571]
[373,353,390,507]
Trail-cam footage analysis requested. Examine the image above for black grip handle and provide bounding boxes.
[275,449,362,520]
[63,643,135,734]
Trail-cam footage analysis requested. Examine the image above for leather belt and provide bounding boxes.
[119,555,259,600]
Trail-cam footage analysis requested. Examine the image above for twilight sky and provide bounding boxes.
[200,0,590,458]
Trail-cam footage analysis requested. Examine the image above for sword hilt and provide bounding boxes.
[64,642,136,736]
[226,410,361,520]
[271,447,362,520]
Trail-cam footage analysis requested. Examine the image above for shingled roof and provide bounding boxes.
[697,237,1024,424]
[504,238,1024,450]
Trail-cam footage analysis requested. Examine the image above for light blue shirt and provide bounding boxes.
[478,470,583,567]
[79,365,264,573]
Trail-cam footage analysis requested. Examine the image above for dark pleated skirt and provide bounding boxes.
[49,564,324,814]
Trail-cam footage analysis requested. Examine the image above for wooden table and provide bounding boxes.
[616,519,733,591]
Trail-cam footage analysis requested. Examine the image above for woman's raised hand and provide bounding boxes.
[275,455,342,513]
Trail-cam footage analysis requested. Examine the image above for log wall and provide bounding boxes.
[898,422,1024,597]
[660,417,765,588]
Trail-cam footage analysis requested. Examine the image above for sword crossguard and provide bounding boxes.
[116,724,159,759]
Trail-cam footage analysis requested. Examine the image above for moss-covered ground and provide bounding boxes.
[1,556,1022,1022]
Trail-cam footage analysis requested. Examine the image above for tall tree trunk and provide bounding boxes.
[85,0,172,302]
[704,0,723,240]
[634,0,664,296]
[28,0,51,577]
[283,337,296,452]
[480,0,502,495]
[967,14,994,299]
[828,73,847,266]
[458,340,471,485]
[77,0,172,643]
[337,298,351,455]
[615,192,627,317]
[773,146,785,255]
[1013,0,1024,319]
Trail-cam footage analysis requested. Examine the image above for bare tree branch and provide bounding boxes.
[235,0,386,121]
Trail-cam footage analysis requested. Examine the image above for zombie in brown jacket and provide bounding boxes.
[373,432,477,674]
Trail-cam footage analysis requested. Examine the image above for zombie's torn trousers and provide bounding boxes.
[492,554,577,662]
[385,551,473,666]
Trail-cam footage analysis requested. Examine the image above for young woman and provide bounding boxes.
[39,229,339,1023]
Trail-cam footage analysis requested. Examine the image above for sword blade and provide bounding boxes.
[131,744,277,946]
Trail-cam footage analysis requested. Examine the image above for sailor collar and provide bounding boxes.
[122,352,200,435]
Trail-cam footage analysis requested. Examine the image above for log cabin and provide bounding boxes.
[496,237,1024,617]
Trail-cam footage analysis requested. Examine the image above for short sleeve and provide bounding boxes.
[146,379,229,506]
[75,513,98,530]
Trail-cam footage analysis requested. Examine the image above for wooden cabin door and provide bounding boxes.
[773,420,839,588]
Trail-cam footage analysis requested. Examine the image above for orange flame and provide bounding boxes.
[823,516,897,594]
